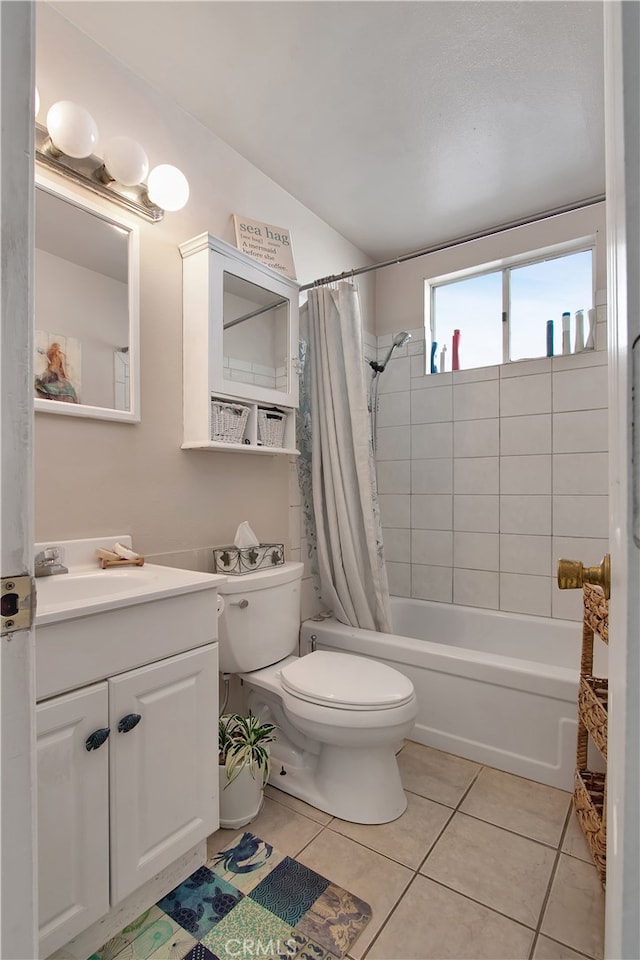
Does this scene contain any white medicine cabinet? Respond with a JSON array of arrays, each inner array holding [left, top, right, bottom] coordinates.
[[180, 233, 299, 454]]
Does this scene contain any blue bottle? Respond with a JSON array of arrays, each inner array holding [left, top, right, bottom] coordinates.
[[546, 320, 554, 357], [430, 341, 438, 374]]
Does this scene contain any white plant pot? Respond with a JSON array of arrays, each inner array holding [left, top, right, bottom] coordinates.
[[218, 763, 264, 829]]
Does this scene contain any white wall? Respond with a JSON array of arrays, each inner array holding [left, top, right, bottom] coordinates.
[[34, 5, 372, 571], [373, 204, 609, 621]]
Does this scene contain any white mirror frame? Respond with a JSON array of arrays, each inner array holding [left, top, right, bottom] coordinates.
[[34, 171, 141, 423]]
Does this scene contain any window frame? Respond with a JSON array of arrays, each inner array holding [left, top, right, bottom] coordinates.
[[424, 235, 597, 371]]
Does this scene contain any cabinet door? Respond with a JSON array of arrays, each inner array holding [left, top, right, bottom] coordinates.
[[37, 683, 110, 958], [109, 644, 218, 903]]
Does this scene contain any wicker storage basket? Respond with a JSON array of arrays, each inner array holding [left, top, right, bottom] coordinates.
[[572, 582, 609, 887], [583, 583, 609, 643], [574, 769, 607, 883], [211, 400, 249, 443], [257, 408, 287, 448], [578, 676, 608, 759]]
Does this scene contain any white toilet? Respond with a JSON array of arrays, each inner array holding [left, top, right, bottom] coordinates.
[[217, 561, 418, 823]]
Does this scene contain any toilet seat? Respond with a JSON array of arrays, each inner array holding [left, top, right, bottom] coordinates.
[[279, 650, 415, 711]]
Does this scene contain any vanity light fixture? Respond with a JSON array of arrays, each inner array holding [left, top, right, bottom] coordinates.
[[34, 97, 189, 222]]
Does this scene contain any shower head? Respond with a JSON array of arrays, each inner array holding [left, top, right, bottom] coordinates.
[[372, 331, 412, 372]]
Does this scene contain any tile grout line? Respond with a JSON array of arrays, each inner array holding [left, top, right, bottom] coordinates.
[[320, 774, 486, 875], [527, 801, 581, 960], [434, 802, 571, 852], [414, 764, 485, 874], [359, 871, 422, 960], [412, 872, 540, 935]]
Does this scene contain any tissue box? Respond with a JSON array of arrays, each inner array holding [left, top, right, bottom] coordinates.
[[213, 543, 285, 575]]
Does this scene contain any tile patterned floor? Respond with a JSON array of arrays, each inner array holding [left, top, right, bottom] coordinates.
[[207, 741, 606, 960]]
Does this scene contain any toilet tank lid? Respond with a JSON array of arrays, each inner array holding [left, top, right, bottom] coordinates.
[[280, 651, 414, 708], [218, 561, 303, 594]]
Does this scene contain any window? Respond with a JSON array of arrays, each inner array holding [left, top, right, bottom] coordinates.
[[426, 244, 594, 373]]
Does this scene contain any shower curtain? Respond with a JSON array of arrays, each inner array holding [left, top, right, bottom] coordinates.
[[298, 282, 391, 633]]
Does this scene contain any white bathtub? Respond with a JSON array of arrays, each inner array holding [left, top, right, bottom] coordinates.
[[300, 597, 598, 791]]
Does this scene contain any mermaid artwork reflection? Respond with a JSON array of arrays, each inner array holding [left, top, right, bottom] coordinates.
[[35, 340, 79, 403]]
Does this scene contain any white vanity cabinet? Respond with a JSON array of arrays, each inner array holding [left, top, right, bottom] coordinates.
[[37, 644, 218, 958], [180, 233, 300, 453], [37, 683, 110, 958], [36, 584, 222, 957], [109, 645, 218, 903], [34, 547, 224, 959]]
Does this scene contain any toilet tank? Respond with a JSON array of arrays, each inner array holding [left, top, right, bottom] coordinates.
[[217, 561, 304, 673]]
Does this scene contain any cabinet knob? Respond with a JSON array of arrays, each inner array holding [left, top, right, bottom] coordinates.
[[85, 727, 110, 751], [117, 713, 142, 733]]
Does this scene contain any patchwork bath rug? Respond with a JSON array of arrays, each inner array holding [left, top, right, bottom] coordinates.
[[89, 832, 372, 960]]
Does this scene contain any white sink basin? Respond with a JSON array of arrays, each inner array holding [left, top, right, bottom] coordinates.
[[34, 537, 227, 626], [38, 569, 157, 603]]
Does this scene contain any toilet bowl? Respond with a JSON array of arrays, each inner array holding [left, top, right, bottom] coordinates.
[[218, 562, 418, 823]]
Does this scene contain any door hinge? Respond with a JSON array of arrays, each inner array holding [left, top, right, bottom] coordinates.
[[1, 575, 36, 636]]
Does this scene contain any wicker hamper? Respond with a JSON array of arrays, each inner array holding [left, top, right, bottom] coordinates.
[[211, 399, 249, 443], [257, 408, 286, 448]]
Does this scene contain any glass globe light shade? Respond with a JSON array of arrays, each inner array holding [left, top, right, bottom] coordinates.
[[103, 136, 149, 186], [35, 87, 40, 119], [147, 164, 189, 212], [46, 100, 98, 158]]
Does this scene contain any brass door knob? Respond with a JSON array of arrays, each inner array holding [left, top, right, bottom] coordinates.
[[557, 553, 610, 599]]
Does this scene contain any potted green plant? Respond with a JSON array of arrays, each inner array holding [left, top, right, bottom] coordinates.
[[218, 712, 276, 829]]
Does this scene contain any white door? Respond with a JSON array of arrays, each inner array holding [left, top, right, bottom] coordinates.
[[109, 645, 219, 904], [37, 684, 110, 957], [0, 4, 37, 958], [604, 3, 640, 958]]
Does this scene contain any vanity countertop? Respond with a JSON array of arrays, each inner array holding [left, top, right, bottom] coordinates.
[[36, 563, 226, 626], [34, 535, 226, 626]]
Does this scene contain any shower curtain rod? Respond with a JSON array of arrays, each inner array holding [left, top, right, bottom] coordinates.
[[298, 194, 605, 292]]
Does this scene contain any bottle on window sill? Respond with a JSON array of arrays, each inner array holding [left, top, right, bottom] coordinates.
[[452, 329, 461, 371], [562, 311, 571, 354]]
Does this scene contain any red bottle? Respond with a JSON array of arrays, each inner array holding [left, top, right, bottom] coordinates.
[[452, 329, 461, 371]]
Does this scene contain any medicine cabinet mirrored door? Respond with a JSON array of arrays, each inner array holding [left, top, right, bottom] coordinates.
[[34, 172, 140, 423], [223, 272, 291, 397], [180, 233, 299, 451]]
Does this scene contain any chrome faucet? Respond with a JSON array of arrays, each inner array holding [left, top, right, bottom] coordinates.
[[35, 547, 69, 578]]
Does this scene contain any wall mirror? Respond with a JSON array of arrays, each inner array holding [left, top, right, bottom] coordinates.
[[34, 173, 140, 422]]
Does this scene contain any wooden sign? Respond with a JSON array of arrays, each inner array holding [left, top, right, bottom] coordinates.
[[232, 215, 296, 280]]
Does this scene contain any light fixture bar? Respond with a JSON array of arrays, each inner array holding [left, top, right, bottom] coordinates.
[[34, 123, 164, 223]]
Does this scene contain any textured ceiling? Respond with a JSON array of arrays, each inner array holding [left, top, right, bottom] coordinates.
[[50, 1, 605, 261]]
